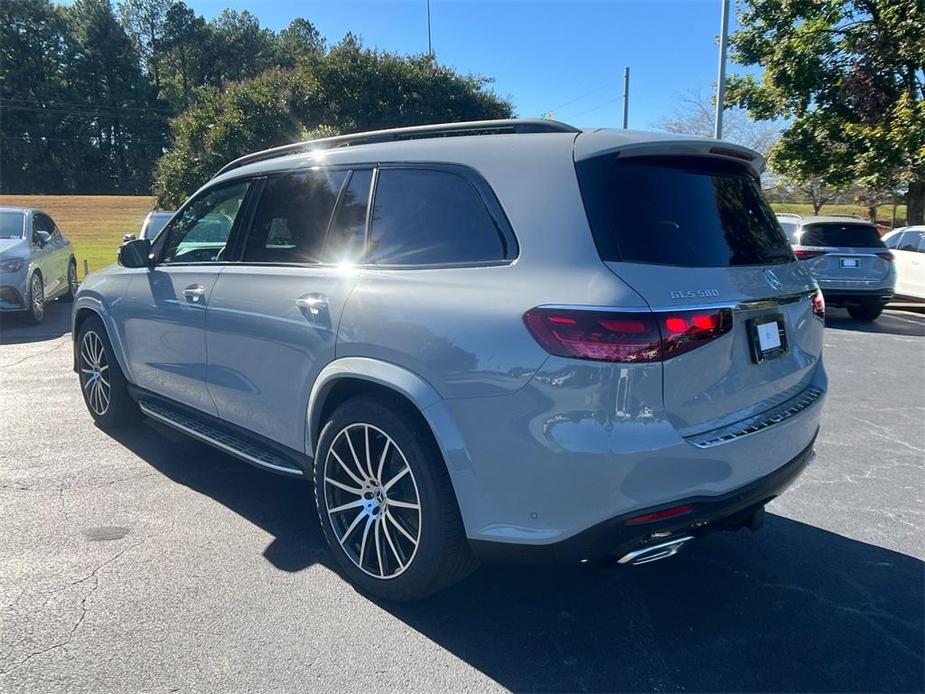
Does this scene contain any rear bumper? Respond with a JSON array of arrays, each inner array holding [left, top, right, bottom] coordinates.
[[471, 432, 816, 564], [821, 287, 893, 308]]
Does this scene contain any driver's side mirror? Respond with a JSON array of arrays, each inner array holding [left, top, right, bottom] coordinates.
[[118, 238, 152, 268], [33, 230, 50, 247]]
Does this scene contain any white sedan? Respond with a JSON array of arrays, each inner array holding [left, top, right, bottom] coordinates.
[[881, 226, 925, 300]]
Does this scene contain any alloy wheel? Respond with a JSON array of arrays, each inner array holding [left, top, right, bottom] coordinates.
[[323, 423, 422, 579], [30, 275, 44, 321], [80, 330, 111, 415]]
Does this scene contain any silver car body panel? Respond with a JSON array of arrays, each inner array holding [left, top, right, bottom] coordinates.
[[75, 125, 826, 548]]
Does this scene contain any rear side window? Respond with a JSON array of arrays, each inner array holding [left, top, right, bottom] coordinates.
[[799, 223, 884, 248], [243, 169, 347, 263], [368, 168, 507, 266], [576, 156, 793, 267]]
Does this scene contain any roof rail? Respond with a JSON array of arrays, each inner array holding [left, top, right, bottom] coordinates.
[[215, 119, 580, 177]]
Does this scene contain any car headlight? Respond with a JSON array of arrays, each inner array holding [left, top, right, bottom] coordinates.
[[0, 258, 25, 273]]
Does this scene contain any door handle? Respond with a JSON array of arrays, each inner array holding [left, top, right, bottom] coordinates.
[[183, 284, 206, 303], [296, 293, 331, 328]]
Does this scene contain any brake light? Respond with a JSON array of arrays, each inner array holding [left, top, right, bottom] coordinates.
[[523, 307, 733, 363], [794, 249, 825, 260], [811, 289, 825, 321], [876, 251, 894, 262]]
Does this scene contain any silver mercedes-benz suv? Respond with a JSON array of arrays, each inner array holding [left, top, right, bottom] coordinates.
[[777, 213, 895, 321], [73, 120, 827, 601]]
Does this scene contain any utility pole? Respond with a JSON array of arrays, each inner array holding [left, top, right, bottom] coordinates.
[[622, 67, 630, 129], [426, 0, 433, 56], [713, 0, 730, 139]]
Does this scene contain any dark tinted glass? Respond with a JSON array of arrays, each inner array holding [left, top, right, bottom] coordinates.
[[322, 169, 372, 263], [368, 168, 505, 265], [33, 213, 55, 234], [799, 223, 884, 248], [576, 156, 793, 267], [243, 170, 347, 263]]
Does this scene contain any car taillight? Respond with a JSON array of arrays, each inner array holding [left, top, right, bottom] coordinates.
[[811, 289, 825, 321], [876, 251, 894, 262], [523, 307, 733, 363], [794, 249, 825, 260]]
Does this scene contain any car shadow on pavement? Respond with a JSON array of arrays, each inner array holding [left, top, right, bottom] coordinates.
[[106, 421, 924, 694], [825, 308, 925, 337], [0, 300, 72, 345]]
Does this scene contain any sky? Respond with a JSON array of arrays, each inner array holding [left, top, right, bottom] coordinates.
[[182, 0, 745, 130]]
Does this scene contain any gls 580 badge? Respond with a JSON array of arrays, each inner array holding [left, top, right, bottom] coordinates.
[[669, 289, 721, 300]]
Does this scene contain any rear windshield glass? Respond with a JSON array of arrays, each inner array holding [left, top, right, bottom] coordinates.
[[576, 155, 793, 267], [799, 223, 884, 248]]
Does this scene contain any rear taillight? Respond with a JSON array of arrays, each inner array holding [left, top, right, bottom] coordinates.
[[794, 249, 825, 260], [876, 251, 894, 262], [523, 307, 732, 363], [626, 503, 694, 525], [811, 289, 825, 321]]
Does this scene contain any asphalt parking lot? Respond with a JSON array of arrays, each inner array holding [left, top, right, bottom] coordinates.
[[1, 301, 923, 693]]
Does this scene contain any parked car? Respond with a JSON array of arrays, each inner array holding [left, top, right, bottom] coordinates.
[[880, 226, 925, 300], [776, 213, 895, 320], [73, 120, 827, 601], [123, 210, 175, 243], [0, 207, 78, 324]]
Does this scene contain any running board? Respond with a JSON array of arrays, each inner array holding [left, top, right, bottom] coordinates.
[[138, 400, 304, 476]]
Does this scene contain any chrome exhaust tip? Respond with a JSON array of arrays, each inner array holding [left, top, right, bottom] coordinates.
[[617, 535, 694, 566]]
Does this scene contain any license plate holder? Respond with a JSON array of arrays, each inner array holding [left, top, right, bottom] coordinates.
[[840, 257, 860, 269], [747, 313, 788, 363]]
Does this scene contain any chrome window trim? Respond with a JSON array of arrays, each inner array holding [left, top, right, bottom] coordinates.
[[537, 289, 816, 315]]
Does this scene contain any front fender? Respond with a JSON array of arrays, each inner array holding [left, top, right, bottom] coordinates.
[[72, 295, 132, 381]]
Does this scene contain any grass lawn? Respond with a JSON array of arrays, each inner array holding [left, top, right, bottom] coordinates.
[[0, 194, 155, 278], [770, 202, 908, 226]]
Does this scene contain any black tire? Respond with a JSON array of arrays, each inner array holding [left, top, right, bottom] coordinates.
[[847, 305, 883, 321], [313, 394, 477, 601], [61, 259, 78, 302], [24, 272, 44, 324], [76, 315, 141, 429]]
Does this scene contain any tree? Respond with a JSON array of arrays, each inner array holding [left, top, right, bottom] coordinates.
[[277, 18, 325, 67], [153, 40, 513, 207], [0, 0, 76, 192], [727, 0, 925, 224], [118, 0, 171, 96], [159, 1, 213, 108], [208, 9, 277, 84], [655, 87, 780, 157]]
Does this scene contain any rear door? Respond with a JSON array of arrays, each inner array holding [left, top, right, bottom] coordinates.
[[204, 167, 371, 452], [887, 229, 925, 298], [575, 154, 822, 433]]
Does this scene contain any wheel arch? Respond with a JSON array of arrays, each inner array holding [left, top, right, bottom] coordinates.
[[71, 301, 132, 380], [307, 358, 478, 531]]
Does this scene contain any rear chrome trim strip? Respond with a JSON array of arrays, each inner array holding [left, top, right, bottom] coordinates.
[[139, 400, 304, 476], [539, 290, 817, 316], [684, 385, 825, 449]]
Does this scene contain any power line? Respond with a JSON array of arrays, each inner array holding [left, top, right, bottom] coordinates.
[[571, 96, 620, 119], [548, 82, 611, 114]]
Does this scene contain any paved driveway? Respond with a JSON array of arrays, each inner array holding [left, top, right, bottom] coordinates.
[[1, 302, 923, 692]]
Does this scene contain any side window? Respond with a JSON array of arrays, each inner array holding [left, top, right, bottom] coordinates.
[[242, 169, 347, 264], [884, 232, 904, 249], [368, 168, 506, 266], [917, 232, 925, 253], [161, 182, 249, 264], [33, 213, 55, 236], [322, 169, 372, 264], [898, 231, 923, 252]]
